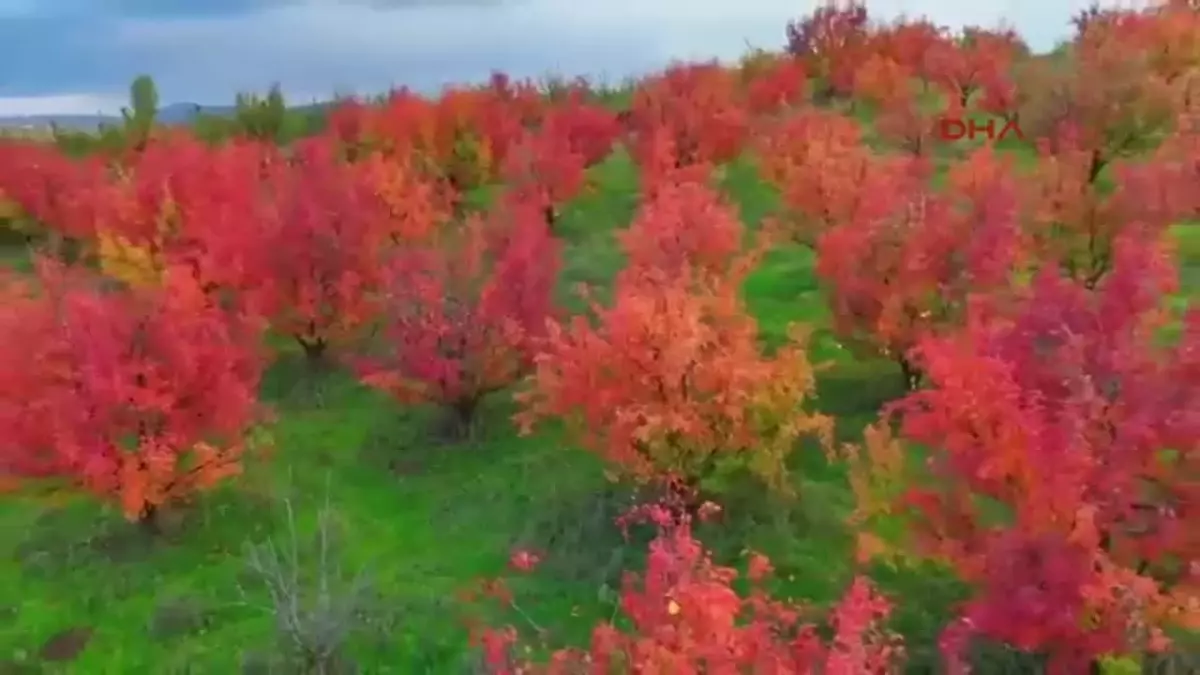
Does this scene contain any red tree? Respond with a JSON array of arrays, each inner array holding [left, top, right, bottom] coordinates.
[[848, 234, 1199, 671], [925, 27, 1020, 109], [742, 54, 809, 117], [254, 138, 443, 361], [1022, 136, 1183, 288], [471, 501, 906, 674], [539, 98, 621, 168], [625, 63, 748, 173], [500, 128, 589, 231], [96, 134, 279, 302], [357, 194, 558, 438], [815, 149, 1024, 387], [786, 0, 873, 100], [0, 139, 113, 251], [0, 260, 266, 527]]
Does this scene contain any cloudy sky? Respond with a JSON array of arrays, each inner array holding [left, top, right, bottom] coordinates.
[[0, 0, 1117, 116]]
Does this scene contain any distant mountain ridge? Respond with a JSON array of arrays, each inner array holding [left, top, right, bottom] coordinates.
[[0, 103, 240, 130]]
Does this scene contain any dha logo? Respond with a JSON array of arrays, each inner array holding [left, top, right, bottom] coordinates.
[[937, 117, 1025, 142]]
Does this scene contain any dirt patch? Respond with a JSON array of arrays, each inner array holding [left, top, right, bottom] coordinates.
[[38, 626, 93, 662]]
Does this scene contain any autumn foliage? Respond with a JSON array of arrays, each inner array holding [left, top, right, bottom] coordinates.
[[517, 182, 832, 495], [625, 63, 748, 172], [847, 235, 1199, 671], [0, 260, 265, 524], [356, 193, 559, 435], [815, 148, 1025, 386], [254, 138, 445, 360], [472, 500, 906, 675], [757, 109, 881, 246], [786, 0, 872, 100], [95, 133, 278, 294], [0, 139, 111, 244], [0, 3, 1197, 671]]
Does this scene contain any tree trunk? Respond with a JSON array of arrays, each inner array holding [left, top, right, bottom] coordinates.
[[898, 356, 922, 391], [296, 335, 328, 365], [446, 397, 480, 442], [542, 204, 558, 232], [138, 504, 162, 537]]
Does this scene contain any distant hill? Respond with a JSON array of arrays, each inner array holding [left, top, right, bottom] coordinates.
[[0, 103, 243, 131]]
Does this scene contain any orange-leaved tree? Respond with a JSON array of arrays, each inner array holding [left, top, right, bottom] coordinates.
[[323, 86, 527, 217], [1023, 16, 1177, 162], [851, 52, 937, 157], [517, 181, 831, 497], [1021, 136, 1185, 288], [356, 192, 559, 438], [0, 259, 267, 528], [845, 233, 1199, 672], [617, 178, 754, 284], [757, 109, 885, 247]]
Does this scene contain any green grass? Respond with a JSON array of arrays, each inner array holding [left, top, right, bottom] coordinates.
[[0, 151, 1196, 674]]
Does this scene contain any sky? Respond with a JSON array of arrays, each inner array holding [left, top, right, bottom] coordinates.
[[0, 0, 1122, 116]]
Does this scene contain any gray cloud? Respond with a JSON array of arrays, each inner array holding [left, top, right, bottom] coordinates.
[[0, 0, 1091, 115]]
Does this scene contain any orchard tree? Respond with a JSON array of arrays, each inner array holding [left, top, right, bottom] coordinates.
[[925, 26, 1020, 109], [851, 53, 937, 156], [757, 109, 887, 247], [0, 260, 267, 530], [499, 127, 589, 231], [357, 193, 558, 439], [635, 133, 719, 200], [1022, 136, 1184, 288], [329, 85, 533, 208], [618, 178, 757, 286], [816, 148, 1024, 389], [786, 0, 873, 101], [846, 234, 1199, 671], [255, 137, 443, 363], [95, 132, 279, 299], [537, 98, 621, 168], [738, 50, 809, 117], [872, 18, 947, 81], [1020, 21, 1177, 164], [517, 183, 832, 498], [0, 139, 112, 257], [625, 63, 748, 173]]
